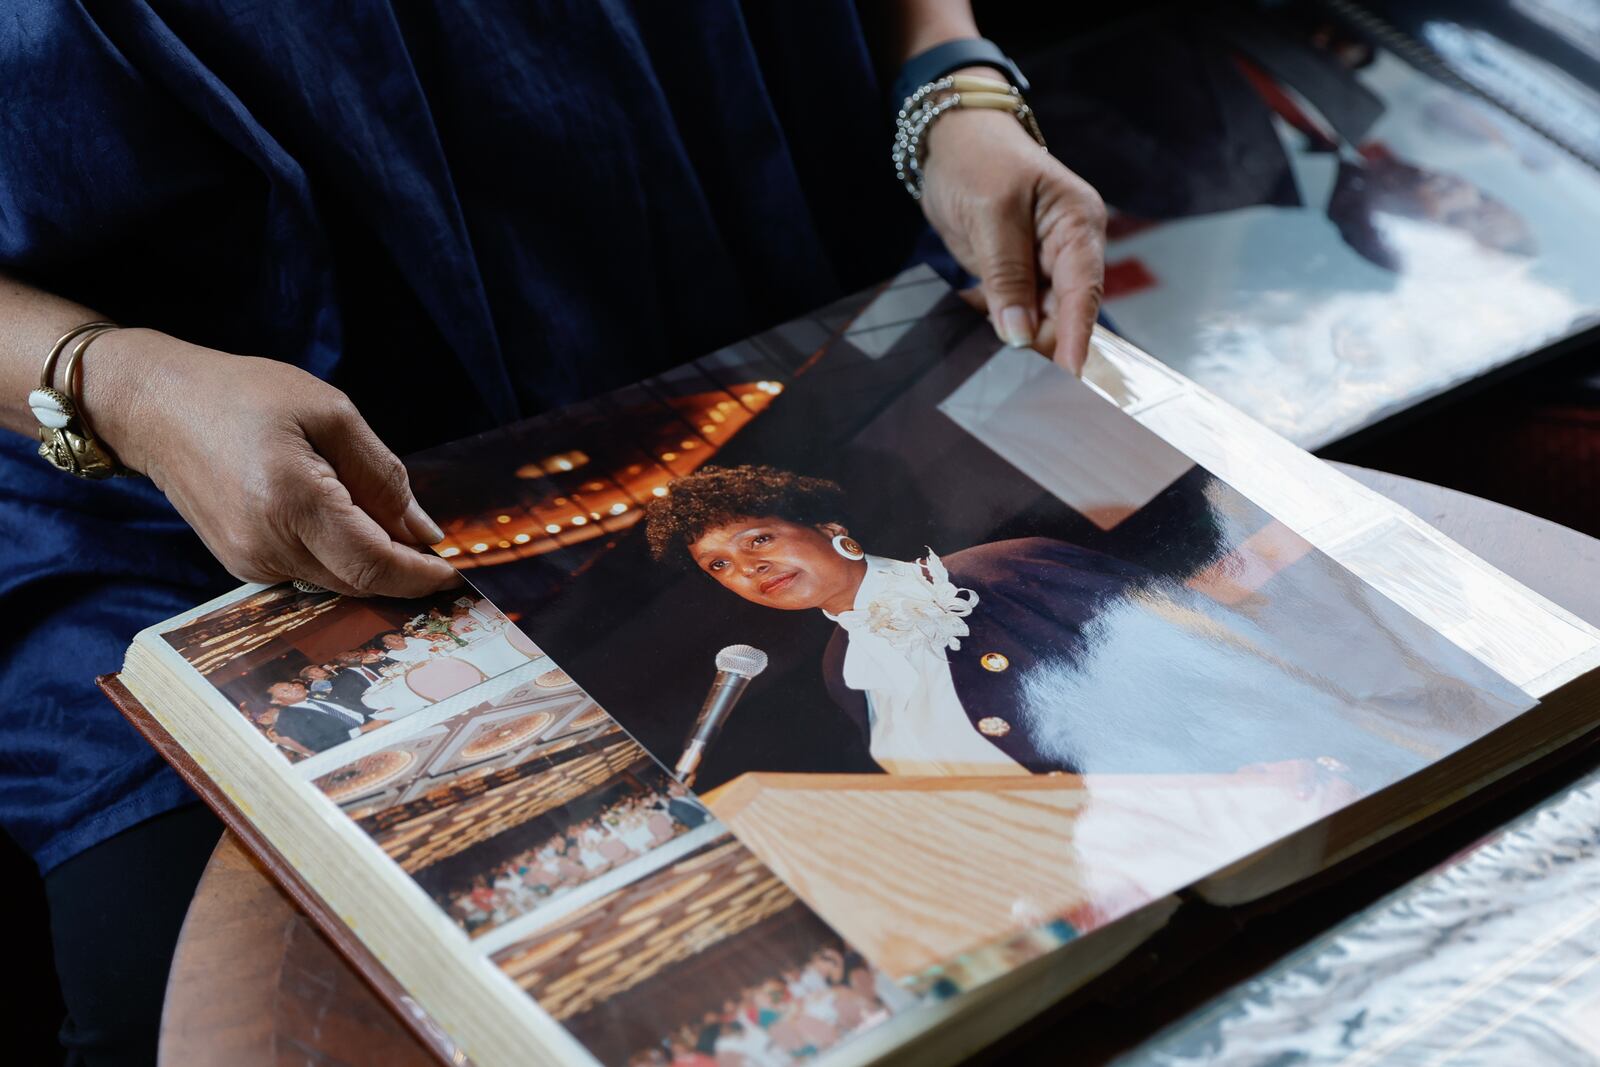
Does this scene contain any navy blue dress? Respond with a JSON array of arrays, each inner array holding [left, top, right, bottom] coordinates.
[[0, 1, 924, 870]]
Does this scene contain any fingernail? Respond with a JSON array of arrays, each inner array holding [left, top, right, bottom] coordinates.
[[999, 306, 1034, 348], [403, 499, 445, 545]]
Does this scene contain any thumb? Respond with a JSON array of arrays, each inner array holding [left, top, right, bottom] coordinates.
[[971, 200, 1040, 349]]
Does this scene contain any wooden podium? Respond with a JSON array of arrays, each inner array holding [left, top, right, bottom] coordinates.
[[701, 766, 1348, 984]]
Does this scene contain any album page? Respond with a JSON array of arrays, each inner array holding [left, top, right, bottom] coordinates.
[[128, 579, 969, 1066]]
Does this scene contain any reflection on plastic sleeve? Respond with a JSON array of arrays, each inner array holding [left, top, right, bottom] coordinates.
[[1117, 768, 1600, 1066]]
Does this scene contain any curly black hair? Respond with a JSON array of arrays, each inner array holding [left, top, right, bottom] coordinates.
[[644, 465, 848, 562]]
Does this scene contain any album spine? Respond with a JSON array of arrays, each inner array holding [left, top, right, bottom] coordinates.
[[96, 672, 460, 1067]]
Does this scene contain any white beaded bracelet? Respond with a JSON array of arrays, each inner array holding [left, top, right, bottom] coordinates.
[[891, 74, 1048, 199]]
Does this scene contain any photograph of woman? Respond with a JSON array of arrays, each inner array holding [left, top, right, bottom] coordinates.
[[645, 463, 1521, 789], [401, 276, 1540, 983]]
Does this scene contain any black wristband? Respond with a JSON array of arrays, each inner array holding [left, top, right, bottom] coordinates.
[[890, 38, 1029, 111]]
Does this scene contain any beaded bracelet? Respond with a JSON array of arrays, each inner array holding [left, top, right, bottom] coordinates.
[[892, 74, 1048, 200]]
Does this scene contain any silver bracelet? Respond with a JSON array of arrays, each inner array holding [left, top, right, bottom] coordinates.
[[891, 74, 1048, 200]]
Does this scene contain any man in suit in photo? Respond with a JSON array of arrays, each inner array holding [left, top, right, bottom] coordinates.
[[327, 665, 378, 713], [266, 680, 373, 754], [337, 646, 401, 674], [306, 658, 380, 715]]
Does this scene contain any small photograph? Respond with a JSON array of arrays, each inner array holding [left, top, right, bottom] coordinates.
[[313, 670, 603, 818], [161, 586, 542, 761], [492, 836, 903, 1067], [356, 722, 712, 939]]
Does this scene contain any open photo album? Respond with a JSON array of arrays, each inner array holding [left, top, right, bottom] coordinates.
[[110, 267, 1600, 1066]]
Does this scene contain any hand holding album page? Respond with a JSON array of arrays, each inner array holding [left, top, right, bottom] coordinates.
[[405, 269, 1539, 990]]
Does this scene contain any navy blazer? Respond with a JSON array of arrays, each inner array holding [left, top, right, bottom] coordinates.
[[823, 538, 1151, 774], [821, 537, 1475, 784], [323, 669, 376, 713]]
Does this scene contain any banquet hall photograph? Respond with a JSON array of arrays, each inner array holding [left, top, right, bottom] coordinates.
[[162, 584, 544, 761], [356, 724, 713, 939], [491, 836, 905, 1066], [312, 668, 605, 818]]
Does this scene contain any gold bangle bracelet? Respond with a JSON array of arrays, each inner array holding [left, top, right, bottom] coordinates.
[[29, 321, 132, 479], [38, 320, 116, 389], [62, 325, 119, 407]]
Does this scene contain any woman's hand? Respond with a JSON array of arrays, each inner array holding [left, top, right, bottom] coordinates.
[[917, 94, 1107, 374], [90, 328, 459, 598]]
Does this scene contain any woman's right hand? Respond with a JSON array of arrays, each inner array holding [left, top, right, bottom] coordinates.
[[91, 328, 460, 598]]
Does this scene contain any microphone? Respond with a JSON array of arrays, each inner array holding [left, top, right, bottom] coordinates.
[[674, 644, 769, 786]]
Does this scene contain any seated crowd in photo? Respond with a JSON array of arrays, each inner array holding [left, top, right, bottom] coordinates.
[[628, 946, 890, 1067], [443, 790, 692, 933], [240, 596, 527, 758]]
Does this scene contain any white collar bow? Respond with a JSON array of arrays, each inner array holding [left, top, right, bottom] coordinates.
[[825, 550, 979, 693]]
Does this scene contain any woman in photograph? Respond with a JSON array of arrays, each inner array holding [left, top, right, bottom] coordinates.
[[646, 464, 1505, 785]]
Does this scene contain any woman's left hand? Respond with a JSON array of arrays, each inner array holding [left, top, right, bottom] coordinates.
[[918, 93, 1107, 374]]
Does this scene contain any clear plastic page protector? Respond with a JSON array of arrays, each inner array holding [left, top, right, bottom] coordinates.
[[1117, 766, 1600, 1066]]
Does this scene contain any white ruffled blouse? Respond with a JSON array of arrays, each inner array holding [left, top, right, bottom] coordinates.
[[825, 552, 1026, 777]]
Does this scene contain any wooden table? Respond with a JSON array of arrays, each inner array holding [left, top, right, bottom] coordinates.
[[159, 466, 1600, 1067]]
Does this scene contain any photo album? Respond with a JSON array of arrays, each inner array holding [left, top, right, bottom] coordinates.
[[109, 267, 1600, 1067]]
